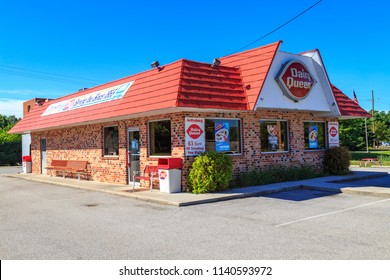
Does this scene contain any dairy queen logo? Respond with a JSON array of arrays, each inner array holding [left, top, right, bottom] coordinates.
[[330, 126, 338, 137], [186, 124, 203, 140], [159, 170, 167, 180], [276, 60, 317, 102]]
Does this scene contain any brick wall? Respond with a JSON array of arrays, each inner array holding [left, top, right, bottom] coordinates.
[[30, 110, 335, 190]]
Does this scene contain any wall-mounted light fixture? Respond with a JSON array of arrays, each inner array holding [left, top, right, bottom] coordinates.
[[151, 61, 162, 71], [211, 58, 221, 68]]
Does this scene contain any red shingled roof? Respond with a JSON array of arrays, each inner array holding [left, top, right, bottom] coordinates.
[[220, 41, 281, 110], [331, 84, 371, 118], [178, 60, 247, 110], [10, 59, 247, 134]]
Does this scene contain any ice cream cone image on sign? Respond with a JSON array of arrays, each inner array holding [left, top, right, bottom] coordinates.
[[267, 125, 279, 150]]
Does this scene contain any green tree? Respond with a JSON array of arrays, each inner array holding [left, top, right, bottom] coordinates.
[[339, 118, 370, 151], [374, 121, 390, 143], [340, 110, 390, 150], [0, 114, 22, 165]]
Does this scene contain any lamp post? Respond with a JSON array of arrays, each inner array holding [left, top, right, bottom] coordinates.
[[365, 118, 369, 153]]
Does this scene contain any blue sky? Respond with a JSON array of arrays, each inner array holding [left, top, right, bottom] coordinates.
[[0, 0, 389, 118]]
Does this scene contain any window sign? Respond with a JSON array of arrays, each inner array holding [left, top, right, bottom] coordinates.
[[205, 119, 241, 154], [104, 126, 119, 156], [308, 125, 319, 149], [215, 122, 230, 152], [260, 120, 289, 152], [131, 139, 139, 150], [328, 122, 339, 147], [185, 118, 205, 156], [304, 122, 326, 150], [267, 125, 279, 151]]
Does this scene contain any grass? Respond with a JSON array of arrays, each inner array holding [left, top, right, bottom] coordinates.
[[350, 150, 390, 166]]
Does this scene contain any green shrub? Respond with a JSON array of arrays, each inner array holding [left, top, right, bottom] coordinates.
[[187, 151, 233, 194], [0, 141, 22, 166], [350, 152, 378, 160], [378, 154, 390, 162], [324, 146, 351, 175], [235, 165, 321, 188]]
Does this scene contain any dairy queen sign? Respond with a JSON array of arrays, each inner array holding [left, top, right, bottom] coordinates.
[[328, 121, 340, 147], [276, 60, 317, 102], [185, 117, 206, 156]]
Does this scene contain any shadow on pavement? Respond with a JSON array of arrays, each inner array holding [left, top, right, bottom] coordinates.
[[344, 175, 390, 188], [260, 188, 341, 202]]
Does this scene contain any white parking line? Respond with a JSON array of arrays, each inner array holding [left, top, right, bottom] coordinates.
[[275, 198, 390, 227]]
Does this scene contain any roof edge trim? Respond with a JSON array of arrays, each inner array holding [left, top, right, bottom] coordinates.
[[253, 40, 283, 110]]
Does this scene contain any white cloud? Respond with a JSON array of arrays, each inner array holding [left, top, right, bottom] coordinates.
[[0, 98, 24, 118]]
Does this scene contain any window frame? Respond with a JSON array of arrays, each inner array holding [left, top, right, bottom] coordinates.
[[260, 119, 290, 154], [303, 121, 327, 151], [148, 119, 172, 157], [204, 117, 243, 155], [103, 125, 119, 157]]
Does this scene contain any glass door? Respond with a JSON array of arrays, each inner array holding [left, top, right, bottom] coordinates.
[[128, 128, 140, 185]]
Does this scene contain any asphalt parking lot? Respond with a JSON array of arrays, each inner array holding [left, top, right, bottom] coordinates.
[[1, 173, 389, 260]]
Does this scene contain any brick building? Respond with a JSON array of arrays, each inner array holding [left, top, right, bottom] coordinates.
[[10, 41, 370, 190]]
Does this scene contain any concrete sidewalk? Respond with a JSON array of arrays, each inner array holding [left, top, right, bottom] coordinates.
[[1, 166, 389, 206]]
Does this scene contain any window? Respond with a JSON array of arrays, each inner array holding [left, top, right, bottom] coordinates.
[[260, 120, 289, 152], [205, 119, 242, 154], [149, 120, 171, 156], [103, 126, 119, 156], [304, 122, 326, 150]]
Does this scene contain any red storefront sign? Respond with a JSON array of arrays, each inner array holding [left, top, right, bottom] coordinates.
[[276, 60, 317, 102]]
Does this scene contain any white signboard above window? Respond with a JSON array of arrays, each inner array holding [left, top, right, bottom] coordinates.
[[42, 81, 134, 116]]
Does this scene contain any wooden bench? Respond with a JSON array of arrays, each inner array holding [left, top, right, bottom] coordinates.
[[359, 158, 382, 167], [45, 159, 90, 180], [132, 164, 159, 191]]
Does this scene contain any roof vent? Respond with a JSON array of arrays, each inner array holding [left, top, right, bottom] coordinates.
[[78, 88, 88, 92]]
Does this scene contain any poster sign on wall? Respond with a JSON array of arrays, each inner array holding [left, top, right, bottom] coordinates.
[[185, 118, 205, 156], [328, 122, 340, 147], [308, 125, 319, 149], [215, 122, 230, 152]]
